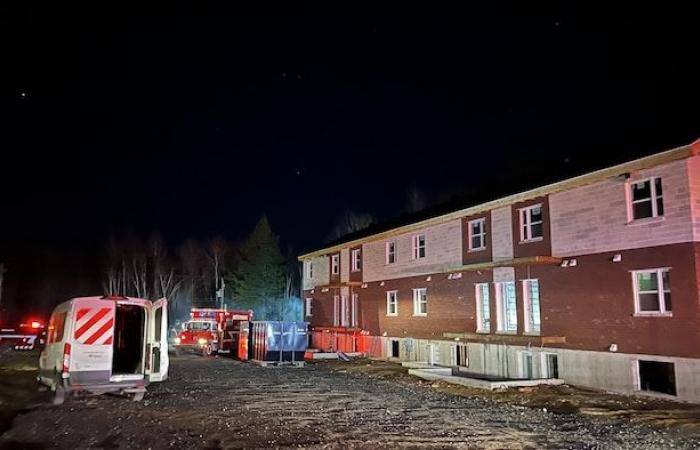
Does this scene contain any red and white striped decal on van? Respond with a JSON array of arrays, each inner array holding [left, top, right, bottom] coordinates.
[[73, 307, 114, 345]]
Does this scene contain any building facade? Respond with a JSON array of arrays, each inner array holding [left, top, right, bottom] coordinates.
[[299, 140, 700, 402]]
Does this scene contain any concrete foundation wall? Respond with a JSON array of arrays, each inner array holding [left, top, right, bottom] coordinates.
[[380, 336, 700, 403]]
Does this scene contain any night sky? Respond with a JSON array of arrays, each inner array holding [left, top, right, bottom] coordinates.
[[1, 4, 699, 313]]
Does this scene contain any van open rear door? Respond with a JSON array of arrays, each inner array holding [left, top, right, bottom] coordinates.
[[71, 298, 116, 384], [146, 298, 169, 382]]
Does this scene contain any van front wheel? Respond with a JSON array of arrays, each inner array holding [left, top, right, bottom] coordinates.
[[132, 391, 145, 402], [202, 345, 212, 357]]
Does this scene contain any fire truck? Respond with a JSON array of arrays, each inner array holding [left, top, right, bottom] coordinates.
[[0, 318, 47, 351], [174, 308, 253, 357]]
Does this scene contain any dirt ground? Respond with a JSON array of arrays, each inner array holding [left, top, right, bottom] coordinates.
[[1, 352, 700, 449]]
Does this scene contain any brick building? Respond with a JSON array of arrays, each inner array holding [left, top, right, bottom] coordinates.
[[299, 140, 700, 402]]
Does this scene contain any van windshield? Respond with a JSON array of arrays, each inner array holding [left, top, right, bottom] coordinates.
[[186, 322, 212, 331]]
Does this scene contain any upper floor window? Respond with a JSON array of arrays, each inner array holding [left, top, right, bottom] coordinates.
[[413, 288, 427, 316], [331, 254, 340, 275], [386, 241, 396, 264], [630, 177, 664, 220], [468, 218, 487, 251], [412, 234, 426, 260], [522, 279, 541, 333], [496, 282, 517, 332], [519, 204, 543, 242], [306, 261, 313, 279], [475, 283, 490, 332], [633, 268, 671, 316], [351, 248, 361, 272]]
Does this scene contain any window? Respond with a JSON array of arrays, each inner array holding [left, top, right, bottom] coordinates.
[[475, 283, 490, 332], [386, 241, 396, 264], [522, 279, 541, 333], [340, 295, 349, 327], [413, 288, 427, 316], [630, 177, 664, 220], [351, 249, 361, 272], [520, 351, 534, 379], [390, 339, 400, 358], [496, 282, 517, 332], [519, 204, 543, 242], [351, 293, 358, 327], [48, 311, 67, 344], [333, 295, 340, 326], [306, 261, 313, 279], [468, 218, 486, 251], [305, 298, 313, 317], [637, 360, 676, 396], [454, 344, 468, 367], [542, 353, 559, 379], [386, 290, 398, 316], [633, 269, 671, 315], [412, 234, 426, 259], [331, 254, 340, 275]]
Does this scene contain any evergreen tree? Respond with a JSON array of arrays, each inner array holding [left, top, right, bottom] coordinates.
[[227, 216, 285, 318]]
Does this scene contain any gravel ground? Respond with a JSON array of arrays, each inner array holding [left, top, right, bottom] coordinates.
[[1, 354, 700, 449]]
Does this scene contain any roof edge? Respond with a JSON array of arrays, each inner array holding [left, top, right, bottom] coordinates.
[[298, 141, 696, 261]]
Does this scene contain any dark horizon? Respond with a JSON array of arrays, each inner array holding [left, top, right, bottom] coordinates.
[[1, 3, 699, 317]]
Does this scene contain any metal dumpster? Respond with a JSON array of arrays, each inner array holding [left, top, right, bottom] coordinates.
[[250, 321, 308, 365]]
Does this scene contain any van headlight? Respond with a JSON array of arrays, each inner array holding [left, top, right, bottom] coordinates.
[[174, 337, 181, 345], [198, 338, 208, 345]]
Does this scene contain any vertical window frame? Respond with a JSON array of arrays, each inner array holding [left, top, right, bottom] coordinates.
[[628, 176, 664, 221], [305, 298, 313, 317], [306, 261, 314, 279], [412, 288, 427, 316], [519, 204, 544, 242], [495, 281, 517, 333], [632, 268, 672, 316], [412, 234, 426, 260], [386, 290, 398, 316], [475, 283, 490, 332], [386, 241, 396, 265], [468, 218, 487, 251], [331, 254, 340, 275], [522, 279, 541, 333], [351, 248, 361, 272]]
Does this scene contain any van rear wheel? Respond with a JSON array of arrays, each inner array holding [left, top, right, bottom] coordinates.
[[53, 387, 66, 405]]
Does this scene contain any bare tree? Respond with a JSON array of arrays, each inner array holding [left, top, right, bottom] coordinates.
[[326, 210, 375, 242], [205, 236, 228, 306]]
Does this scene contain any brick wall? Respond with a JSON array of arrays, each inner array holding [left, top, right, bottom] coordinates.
[[550, 159, 694, 256], [361, 219, 463, 282], [306, 242, 700, 359], [340, 249, 350, 283]]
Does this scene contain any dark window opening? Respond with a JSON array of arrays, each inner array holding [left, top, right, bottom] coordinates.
[[546, 354, 559, 378], [638, 360, 676, 396], [391, 340, 400, 358], [455, 345, 468, 367], [112, 305, 145, 375]]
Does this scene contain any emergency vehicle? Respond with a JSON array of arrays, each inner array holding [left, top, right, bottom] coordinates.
[[175, 308, 252, 357], [38, 295, 168, 404], [0, 319, 47, 351]]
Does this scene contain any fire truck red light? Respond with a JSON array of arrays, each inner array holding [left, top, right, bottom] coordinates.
[[31, 321, 42, 329]]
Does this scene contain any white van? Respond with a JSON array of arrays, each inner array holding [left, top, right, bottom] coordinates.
[[39, 295, 168, 403]]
